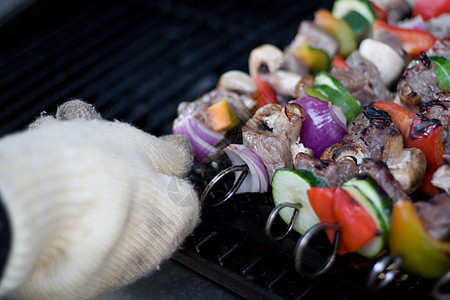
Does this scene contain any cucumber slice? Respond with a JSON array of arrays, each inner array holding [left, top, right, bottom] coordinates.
[[332, 0, 376, 25], [341, 185, 387, 257], [430, 56, 450, 90], [313, 72, 361, 123], [306, 86, 329, 102], [271, 168, 327, 234], [296, 169, 328, 188], [342, 10, 370, 37], [332, 0, 375, 38], [341, 176, 392, 258], [342, 176, 392, 225]]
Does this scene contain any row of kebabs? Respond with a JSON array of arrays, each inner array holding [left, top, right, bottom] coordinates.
[[172, 0, 450, 280]]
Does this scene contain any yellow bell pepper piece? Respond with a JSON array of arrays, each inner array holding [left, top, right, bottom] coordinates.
[[389, 199, 450, 279], [206, 99, 240, 132], [291, 42, 331, 74]]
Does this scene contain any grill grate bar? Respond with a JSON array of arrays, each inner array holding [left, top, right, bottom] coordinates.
[[240, 256, 263, 276], [193, 231, 218, 253], [0, 5, 150, 114], [216, 242, 242, 266], [0, 1, 103, 67], [0, 3, 131, 94], [267, 269, 289, 291]]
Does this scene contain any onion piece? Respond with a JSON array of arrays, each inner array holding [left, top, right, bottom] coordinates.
[[291, 96, 347, 158], [173, 115, 223, 163], [224, 144, 269, 194]]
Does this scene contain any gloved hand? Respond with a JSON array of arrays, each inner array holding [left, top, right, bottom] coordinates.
[[0, 100, 201, 299]]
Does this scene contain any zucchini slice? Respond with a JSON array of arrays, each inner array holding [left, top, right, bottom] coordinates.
[[314, 72, 361, 123], [430, 56, 450, 90], [271, 168, 327, 235]]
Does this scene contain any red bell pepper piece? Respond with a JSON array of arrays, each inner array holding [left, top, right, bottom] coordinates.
[[251, 76, 278, 110], [369, 1, 388, 21], [332, 55, 351, 71], [373, 19, 437, 58], [333, 188, 378, 254], [308, 187, 378, 255], [307, 187, 339, 243], [412, 0, 450, 21], [372, 101, 415, 143], [407, 115, 443, 194], [373, 101, 444, 194]]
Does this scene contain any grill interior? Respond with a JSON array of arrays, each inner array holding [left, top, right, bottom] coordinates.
[[0, 0, 331, 137], [0, 0, 438, 299]]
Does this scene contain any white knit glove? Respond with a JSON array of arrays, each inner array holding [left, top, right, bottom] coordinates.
[[0, 100, 200, 299]]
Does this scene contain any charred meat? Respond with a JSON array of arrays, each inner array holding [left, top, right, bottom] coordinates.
[[321, 106, 403, 162], [396, 53, 443, 111]]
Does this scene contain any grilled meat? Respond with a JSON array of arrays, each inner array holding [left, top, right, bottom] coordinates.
[[294, 152, 359, 187], [426, 15, 450, 40], [294, 152, 410, 202], [396, 53, 443, 111], [330, 51, 393, 106], [370, 0, 411, 23], [281, 52, 309, 76], [427, 37, 450, 60], [415, 193, 450, 242], [358, 158, 411, 202], [287, 20, 339, 59], [320, 107, 427, 193], [321, 106, 403, 162]]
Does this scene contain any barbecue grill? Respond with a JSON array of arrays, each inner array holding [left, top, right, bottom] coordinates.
[[0, 0, 441, 299]]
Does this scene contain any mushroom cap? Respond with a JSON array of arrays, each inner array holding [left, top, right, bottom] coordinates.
[[217, 70, 257, 96], [248, 44, 284, 78]]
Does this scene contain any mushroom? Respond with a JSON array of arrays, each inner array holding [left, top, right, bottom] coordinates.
[[248, 44, 284, 79], [266, 70, 302, 99], [432, 155, 450, 194], [386, 147, 427, 193], [217, 70, 257, 96], [248, 44, 303, 100], [397, 83, 421, 112], [359, 38, 405, 87], [320, 140, 370, 164], [243, 103, 305, 180]]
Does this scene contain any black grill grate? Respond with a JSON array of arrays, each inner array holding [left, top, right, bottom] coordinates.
[[0, 0, 331, 137], [0, 0, 437, 299]]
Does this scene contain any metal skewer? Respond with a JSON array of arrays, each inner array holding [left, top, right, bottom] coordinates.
[[433, 270, 450, 300], [265, 202, 303, 240], [294, 222, 341, 279], [366, 255, 403, 290], [200, 164, 249, 207]]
